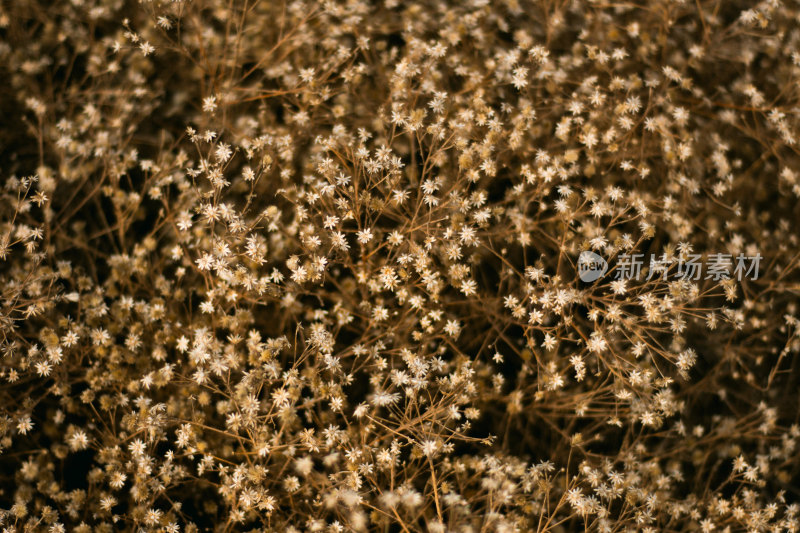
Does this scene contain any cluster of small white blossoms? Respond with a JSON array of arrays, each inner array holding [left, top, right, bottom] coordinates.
[[1, 0, 800, 531]]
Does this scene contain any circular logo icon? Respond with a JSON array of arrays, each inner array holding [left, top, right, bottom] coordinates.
[[578, 251, 608, 282]]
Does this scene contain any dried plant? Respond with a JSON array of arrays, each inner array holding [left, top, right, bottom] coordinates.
[[1, 0, 799, 531]]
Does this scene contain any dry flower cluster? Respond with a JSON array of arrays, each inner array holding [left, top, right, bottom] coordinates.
[[1, 0, 800, 531]]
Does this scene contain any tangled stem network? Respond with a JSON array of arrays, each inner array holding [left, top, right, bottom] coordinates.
[[1, 0, 800, 531]]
